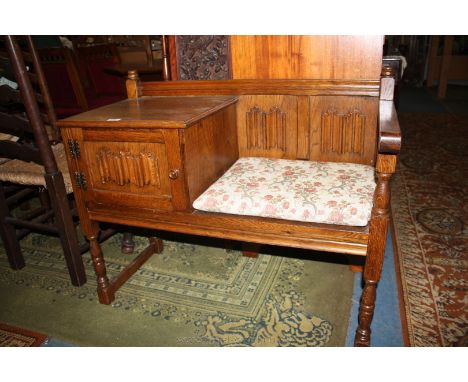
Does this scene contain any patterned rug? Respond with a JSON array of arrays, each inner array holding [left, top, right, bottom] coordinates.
[[391, 113, 468, 346], [0, 231, 354, 346], [0, 323, 47, 346]]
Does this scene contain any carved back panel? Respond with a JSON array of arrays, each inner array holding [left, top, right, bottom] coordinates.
[[236, 95, 298, 159], [309, 96, 378, 165], [235, 94, 377, 164]]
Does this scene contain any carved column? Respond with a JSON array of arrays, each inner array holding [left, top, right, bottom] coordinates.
[[354, 154, 396, 346]]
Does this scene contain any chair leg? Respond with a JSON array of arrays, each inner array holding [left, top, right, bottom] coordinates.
[[38, 187, 52, 217], [0, 183, 25, 269], [44, 173, 87, 286]]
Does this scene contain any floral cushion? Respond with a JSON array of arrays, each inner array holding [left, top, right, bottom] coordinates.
[[193, 157, 376, 226]]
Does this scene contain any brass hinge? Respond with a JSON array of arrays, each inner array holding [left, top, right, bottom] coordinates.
[[67, 139, 80, 159], [74, 172, 87, 190]]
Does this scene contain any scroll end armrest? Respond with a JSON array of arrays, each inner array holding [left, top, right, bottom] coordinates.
[[378, 100, 401, 154]]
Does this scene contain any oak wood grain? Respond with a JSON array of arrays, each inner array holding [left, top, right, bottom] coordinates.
[[378, 100, 401, 154], [140, 79, 381, 97], [184, 104, 238, 203], [57, 96, 239, 129], [230, 36, 384, 80], [88, 206, 369, 256]]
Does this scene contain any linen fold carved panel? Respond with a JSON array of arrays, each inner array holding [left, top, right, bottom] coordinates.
[[246, 106, 287, 151], [320, 109, 366, 155], [96, 149, 161, 188], [310, 96, 378, 165]]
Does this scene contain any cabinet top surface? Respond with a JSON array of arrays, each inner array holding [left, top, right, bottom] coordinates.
[[57, 96, 238, 129]]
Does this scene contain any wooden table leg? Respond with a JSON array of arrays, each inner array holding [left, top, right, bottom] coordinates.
[[121, 232, 135, 254], [242, 243, 260, 258], [87, 228, 114, 304]]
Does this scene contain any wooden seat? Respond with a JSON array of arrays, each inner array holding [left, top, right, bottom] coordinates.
[[57, 36, 401, 346], [0, 36, 117, 286]]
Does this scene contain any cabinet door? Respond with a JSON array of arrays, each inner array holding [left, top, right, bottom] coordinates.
[[67, 128, 187, 212]]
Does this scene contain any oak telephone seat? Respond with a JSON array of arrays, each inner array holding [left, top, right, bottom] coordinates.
[[57, 36, 401, 346]]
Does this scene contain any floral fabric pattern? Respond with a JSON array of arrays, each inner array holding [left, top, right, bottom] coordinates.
[[193, 157, 376, 226]]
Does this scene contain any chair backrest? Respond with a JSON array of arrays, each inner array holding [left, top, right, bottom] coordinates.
[[76, 43, 126, 97], [0, 36, 59, 173], [37, 46, 89, 117], [1, 36, 59, 142]]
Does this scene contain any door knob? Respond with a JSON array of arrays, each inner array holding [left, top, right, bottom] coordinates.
[[169, 169, 179, 180]]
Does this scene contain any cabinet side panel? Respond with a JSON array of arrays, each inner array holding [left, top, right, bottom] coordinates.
[[184, 104, 239, 203]]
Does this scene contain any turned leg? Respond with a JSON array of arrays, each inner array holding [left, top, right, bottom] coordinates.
[[121, 232, 136, 254], [242, 251, 259, 258], [242, 243, 261, 259], [348, 255, 364, 273], [149, 236, 164, 253], [354, 155, 395, 347], [87, 227, 114, 304]]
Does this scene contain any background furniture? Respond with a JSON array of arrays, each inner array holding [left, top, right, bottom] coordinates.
[[37, 43, 128, 119], [426, 35, 468, 99], [57, 36, 401, 346], [0, 36, 117, 286], [37, 47, 88, 118], [72, 36, 164, 81], [76, 43, 126, 99]]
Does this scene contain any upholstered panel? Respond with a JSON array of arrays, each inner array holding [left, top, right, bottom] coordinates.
[[193, 157, 376, 226]]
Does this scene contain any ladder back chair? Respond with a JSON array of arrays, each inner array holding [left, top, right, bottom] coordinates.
[[0, 35, 116, 286]]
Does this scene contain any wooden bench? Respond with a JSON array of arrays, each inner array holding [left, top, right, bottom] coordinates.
[[57, 36, 401, 346]]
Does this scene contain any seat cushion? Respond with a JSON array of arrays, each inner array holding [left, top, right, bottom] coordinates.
[[193, 157, 376, 227]]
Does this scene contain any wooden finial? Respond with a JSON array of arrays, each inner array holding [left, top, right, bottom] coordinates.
[[126, 70, 141, 99], [127, 70, 139, 81]]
